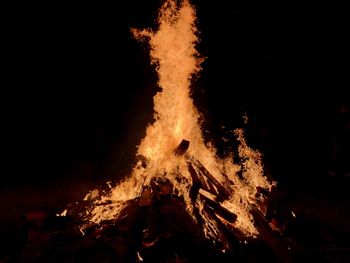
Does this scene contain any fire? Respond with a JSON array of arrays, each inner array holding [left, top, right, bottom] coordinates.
[[86, 0, 275, 244]]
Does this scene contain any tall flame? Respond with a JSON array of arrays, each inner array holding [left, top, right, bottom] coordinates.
[[87, 0, 274, 242], [131, 0, 203, 165]]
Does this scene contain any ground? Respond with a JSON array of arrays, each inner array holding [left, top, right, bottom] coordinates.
[[0, 172, 349, 262]]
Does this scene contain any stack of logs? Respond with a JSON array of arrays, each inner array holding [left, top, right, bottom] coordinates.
[[138, 139, 292, 263]]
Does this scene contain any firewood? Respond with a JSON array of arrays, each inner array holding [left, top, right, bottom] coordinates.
[[188, 163, 218, 198], [173, 139, 190, 156], [250, 205, 292, 263], [188, 163, 201, 201], [205, 178, 219, 196], [139, 187, 152, 207], [201, 202, 231, 250], [190, 157, 231, 200], [199, 189, 237, 223]]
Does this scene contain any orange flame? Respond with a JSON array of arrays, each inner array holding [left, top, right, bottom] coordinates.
[[86, 0, 275, 242]]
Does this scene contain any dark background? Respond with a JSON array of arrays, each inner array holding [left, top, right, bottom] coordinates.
[[2, 0, 349, 189]]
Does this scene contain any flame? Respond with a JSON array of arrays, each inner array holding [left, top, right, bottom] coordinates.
[[86, 0, 275, 243]]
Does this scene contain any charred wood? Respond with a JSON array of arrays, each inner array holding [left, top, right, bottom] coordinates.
[[206, 178, 219, 196], [201, 203, 231, 250], [173, 139, 190, 156], [199, 189, 237, 224], [190, 157, 231, 200], [95, 200, 113, 206], [250, 205, 292, 263], [188, 163, 210, 200], [139, 187, 152, 207]]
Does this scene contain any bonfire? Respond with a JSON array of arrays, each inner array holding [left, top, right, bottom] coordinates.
[[82, 0, 276, 257]]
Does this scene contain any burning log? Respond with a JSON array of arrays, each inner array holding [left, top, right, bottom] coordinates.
[[188, 162, 201, 186], [250, 205, 292, 263], [190, 157, 231, 200], [188, 163, 202, 201], [95, 200, 113, 206], [188, 162, 217, 199], [139, 187, 152, 207], [206, 178, 219, 196], [200, 201, 231, 250], [173, 139, 190, 156], [199, 189, 237, 224]]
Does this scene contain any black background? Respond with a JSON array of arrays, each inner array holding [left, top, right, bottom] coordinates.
[[2, 0, 349, 188]]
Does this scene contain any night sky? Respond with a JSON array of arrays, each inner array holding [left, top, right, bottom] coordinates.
[[2, 0, 349, 188]]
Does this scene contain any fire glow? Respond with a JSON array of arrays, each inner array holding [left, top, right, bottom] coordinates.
[[85, 0, 275, 245]]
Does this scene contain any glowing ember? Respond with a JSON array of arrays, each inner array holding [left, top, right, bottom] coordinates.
[[85, 0, 275, 245]]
